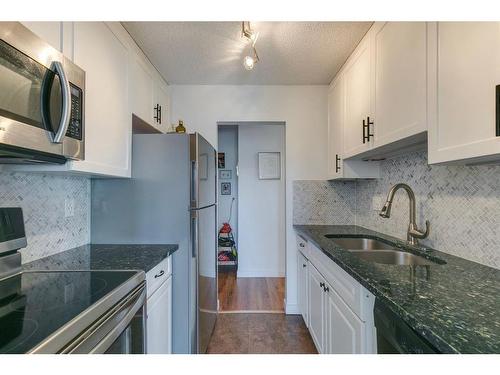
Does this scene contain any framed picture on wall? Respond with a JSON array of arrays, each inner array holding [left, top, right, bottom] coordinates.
[[258, 152, 281, 180], [218, 153, 225, 168], [219, 170, 232, 180], [221, 182, 231, 195]]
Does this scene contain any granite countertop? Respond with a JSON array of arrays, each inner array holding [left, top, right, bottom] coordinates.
[[294, 224, 500, 354], [25, 244, 179, 273]]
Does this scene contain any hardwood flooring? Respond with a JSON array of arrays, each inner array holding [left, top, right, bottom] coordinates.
[[206, 313, 317, 354], [218, 271, 285, 312]]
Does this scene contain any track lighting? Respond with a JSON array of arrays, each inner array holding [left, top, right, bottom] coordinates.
[[241, 21, 260, 70]]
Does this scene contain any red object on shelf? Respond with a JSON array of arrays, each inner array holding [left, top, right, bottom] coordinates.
[[219, 222, 232, 234]]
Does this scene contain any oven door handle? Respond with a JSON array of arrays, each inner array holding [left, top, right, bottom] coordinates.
[[51, 61, 72, 144], [61, 283, 146, 354]]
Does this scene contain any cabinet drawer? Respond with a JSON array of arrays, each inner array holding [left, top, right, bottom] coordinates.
[[308, 243, 371, 321], [146, 256, 172, 298]]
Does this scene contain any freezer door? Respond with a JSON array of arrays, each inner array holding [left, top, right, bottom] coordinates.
[[191, 204, 217, 353], [191, 133, 217, 209]]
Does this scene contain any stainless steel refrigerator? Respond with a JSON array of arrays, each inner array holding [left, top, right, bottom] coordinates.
[[91, 133, 217, 354]]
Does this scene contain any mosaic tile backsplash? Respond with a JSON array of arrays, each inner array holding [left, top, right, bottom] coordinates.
[[0, 172, 90, 263], [293, 150, 500, 269]]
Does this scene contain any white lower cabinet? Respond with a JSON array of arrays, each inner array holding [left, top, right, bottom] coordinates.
[[146, 256, 173, 354], [308, 263, 326, 352], [296, 235, 375, 354], [297, 250, 309, 326], [325, 283, 364, 354]]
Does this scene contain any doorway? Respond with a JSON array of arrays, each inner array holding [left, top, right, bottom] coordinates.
[[216, 122, 286, 313]]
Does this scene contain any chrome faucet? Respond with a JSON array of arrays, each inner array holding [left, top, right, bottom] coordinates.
[[379, 183, 430, 246]]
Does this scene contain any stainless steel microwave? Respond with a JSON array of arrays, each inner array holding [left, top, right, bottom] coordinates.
[[0, 22, 85, 164]]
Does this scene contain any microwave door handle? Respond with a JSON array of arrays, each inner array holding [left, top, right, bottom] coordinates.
[[51, 61, 72, 144]]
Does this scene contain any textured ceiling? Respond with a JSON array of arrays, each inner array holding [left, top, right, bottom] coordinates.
[[122, 22, 372, 85]]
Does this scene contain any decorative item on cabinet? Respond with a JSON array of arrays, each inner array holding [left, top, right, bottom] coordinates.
[[175, 120, 186, 133]]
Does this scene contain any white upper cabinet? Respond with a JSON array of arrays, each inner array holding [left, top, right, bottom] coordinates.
[[327, 76, 344, 179], [130, 55, 155, 126], [154, 76, 171, 133], [129, 54, 170, 133], [343, 36, 373, 158], [327, 74, 379, 179], [71, 22, 131, 177], [372, 22, 427, 148], [428, 22, 500, 164]]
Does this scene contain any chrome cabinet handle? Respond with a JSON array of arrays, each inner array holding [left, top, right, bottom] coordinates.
[[319, 282, 325, 288], [324, 285, 329, 293], [154, 270, 165, 278], [299, 243, 305, 248], [50, 61, 71, 143], [302, 264, 307, 268]]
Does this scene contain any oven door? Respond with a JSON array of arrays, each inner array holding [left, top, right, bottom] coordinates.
[[62, 283, 147, 354], [0, 23, 83, 163]]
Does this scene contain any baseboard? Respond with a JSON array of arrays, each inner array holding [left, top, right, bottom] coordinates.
[[285, 303, 300, 315], [236, 269, 285, 278]]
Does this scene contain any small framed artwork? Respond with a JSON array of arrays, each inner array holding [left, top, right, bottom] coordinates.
[[199, 153, 208, 180], [221, 182, 231, 195], [218, 153, 225, 168], [258, 152, 281, 180], [219, 170, 232, 180]]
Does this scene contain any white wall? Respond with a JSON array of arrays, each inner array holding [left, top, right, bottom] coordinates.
[[217, 126, 238, 244], [171, 85, 328, 313], [237, 124, 285, 277]]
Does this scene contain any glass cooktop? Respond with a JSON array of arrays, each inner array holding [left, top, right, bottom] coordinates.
[[0, 270, 138, 354]]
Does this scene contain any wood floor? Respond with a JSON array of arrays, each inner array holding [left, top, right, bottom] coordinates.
[[206, 313, 317, 354], [218, 271, 285, 312]]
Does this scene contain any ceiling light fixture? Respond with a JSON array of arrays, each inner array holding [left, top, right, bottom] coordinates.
[[241, 21, 260, 70]]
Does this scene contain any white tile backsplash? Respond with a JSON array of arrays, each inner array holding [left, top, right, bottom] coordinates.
[[293, 150, 500, 270], [0, 172, 90, 263]]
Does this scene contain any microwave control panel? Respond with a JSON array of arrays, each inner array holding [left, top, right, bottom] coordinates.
[[66, 84, 83, 141]]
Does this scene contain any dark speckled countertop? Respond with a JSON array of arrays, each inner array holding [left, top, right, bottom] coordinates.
[[24, 244, 179, 273], [294, 225, 500, 354]]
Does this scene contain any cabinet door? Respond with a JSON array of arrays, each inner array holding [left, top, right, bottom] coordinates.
[[428, 22, 500, 164], [72, 22, 131, 177], [327, 76, 344, 178], [307, 264, 326, 353], [297, 251, 309, 326], [325, 284, 364, 354], [343, 36, 373, 157], [147, 276, 172, 354], [154, 78, 170, 133], [129, 55, 155, 127], [373, 22, 427, 147], [21, 22, 62, 51]]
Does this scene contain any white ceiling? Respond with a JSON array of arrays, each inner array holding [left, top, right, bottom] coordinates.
[[122, 22, 372, 85]]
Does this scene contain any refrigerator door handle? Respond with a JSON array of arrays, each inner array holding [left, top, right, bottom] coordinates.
[[190, 159, 197, 209], [191, 213, 198, 258]]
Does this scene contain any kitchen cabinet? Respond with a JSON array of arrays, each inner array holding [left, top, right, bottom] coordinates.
[[147, 275, 172, 354], [70, 22, 131, 177], [372, 22, 427, 149], [327, 75, 379, 180], [330, 22, 429, 165], [325, 283, 364, 354], [307, 263, 326, 353], [146, 256, 173, 354], [343, 35, 373, 158], [129, 54, 170, 133], [428, 22, 500, 164], [296, 233, 376, 354], [297, 250, 309, 326]]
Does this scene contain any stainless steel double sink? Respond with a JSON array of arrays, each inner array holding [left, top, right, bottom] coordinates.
[[325, 236, 444, 266]]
